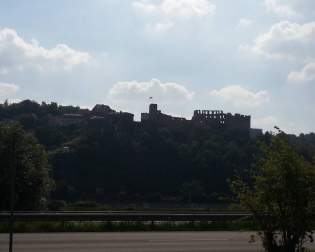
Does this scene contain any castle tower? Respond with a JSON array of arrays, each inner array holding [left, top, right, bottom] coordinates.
[[149, 104, 158, 114]]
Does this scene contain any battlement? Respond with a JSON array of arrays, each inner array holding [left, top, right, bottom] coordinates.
[[141, 104, 187, 126], [194, 110, 224, 115], [193, 110, 225, 123], [230, 113, 250, 119], [0, 100, 256, 134], [192, 109, 250, 131], [92, 104, 115, 115], [141, 104, 250, 132]]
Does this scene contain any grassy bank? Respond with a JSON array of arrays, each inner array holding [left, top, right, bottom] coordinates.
[[0, 220, 259, 233]]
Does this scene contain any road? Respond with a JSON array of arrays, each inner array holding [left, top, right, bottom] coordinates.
[[1, 232, 259, 252], [0, 232, 314, 252]]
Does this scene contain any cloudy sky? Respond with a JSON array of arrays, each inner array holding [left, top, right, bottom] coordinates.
[[0, 0, 314, 134]]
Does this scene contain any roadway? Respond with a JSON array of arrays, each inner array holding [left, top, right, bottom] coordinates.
[[0, 231, 270, 252], [1, 232, 314, 251]]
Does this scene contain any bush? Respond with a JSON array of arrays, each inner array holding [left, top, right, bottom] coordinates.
[[231, 130, 315, 252]]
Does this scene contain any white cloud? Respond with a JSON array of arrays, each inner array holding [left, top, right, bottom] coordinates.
[[0, 82, 19, 96], [133, 0, 158, 14], [237, 18, 253, 29], [0, 28, 90, 72], [264, 0, 298, 18], [160, 0, 216, 18], [287, 62, 315, 84], [210, 85, 270, 108], [264, 0, 315, 18], [108, 78, 194, 102], [133, 0, 216, 19], [133, 0, 215, 32], [146, 21, 174, 33], [240, 21, 315, 61]]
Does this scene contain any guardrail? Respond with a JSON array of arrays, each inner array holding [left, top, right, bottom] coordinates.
[[0, 212, 251, 222]]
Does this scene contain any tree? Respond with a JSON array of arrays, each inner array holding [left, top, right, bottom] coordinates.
[[0, 123, 53, 210], [230, 130, 315, 252], [180, 180, 204, 203]]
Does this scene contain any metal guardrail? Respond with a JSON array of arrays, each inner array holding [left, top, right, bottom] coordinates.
[[0, 212, 251, 222]]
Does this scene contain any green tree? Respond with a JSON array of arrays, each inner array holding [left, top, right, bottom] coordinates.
[[231, 130, 315, 252], [0, 123, 53, 210]]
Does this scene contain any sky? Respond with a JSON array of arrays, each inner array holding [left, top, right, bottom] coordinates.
[[0, 0, 314, 134]]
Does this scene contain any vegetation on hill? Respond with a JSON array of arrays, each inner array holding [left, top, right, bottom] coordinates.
[[0, 100, 314, 210]]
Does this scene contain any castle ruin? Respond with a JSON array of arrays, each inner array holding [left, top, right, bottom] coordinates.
[[192, 109, 251, 131], [141, 104, 252, 133], [141, 104, 187, 127], [0, 100, 262, 136]]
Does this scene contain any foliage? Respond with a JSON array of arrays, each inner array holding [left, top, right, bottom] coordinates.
[[0, 219, 260, 233], [0, 122, 53, 210], [1, 100, 315, 205], [50, 123, 257, 202], [230, 130, 315, 252], [180, 180, 205, 203]]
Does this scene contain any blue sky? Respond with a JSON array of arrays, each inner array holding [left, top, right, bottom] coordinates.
[[0, 0, 314, 134]]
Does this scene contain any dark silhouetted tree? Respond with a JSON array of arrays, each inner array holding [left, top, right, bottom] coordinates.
[[0, 123, 53, 210]]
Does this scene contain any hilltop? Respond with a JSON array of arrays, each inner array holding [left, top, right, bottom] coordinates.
[[0, 99, 314, 207]]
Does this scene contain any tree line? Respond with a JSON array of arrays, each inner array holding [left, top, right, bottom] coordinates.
[[0, 100, 315, 210]]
